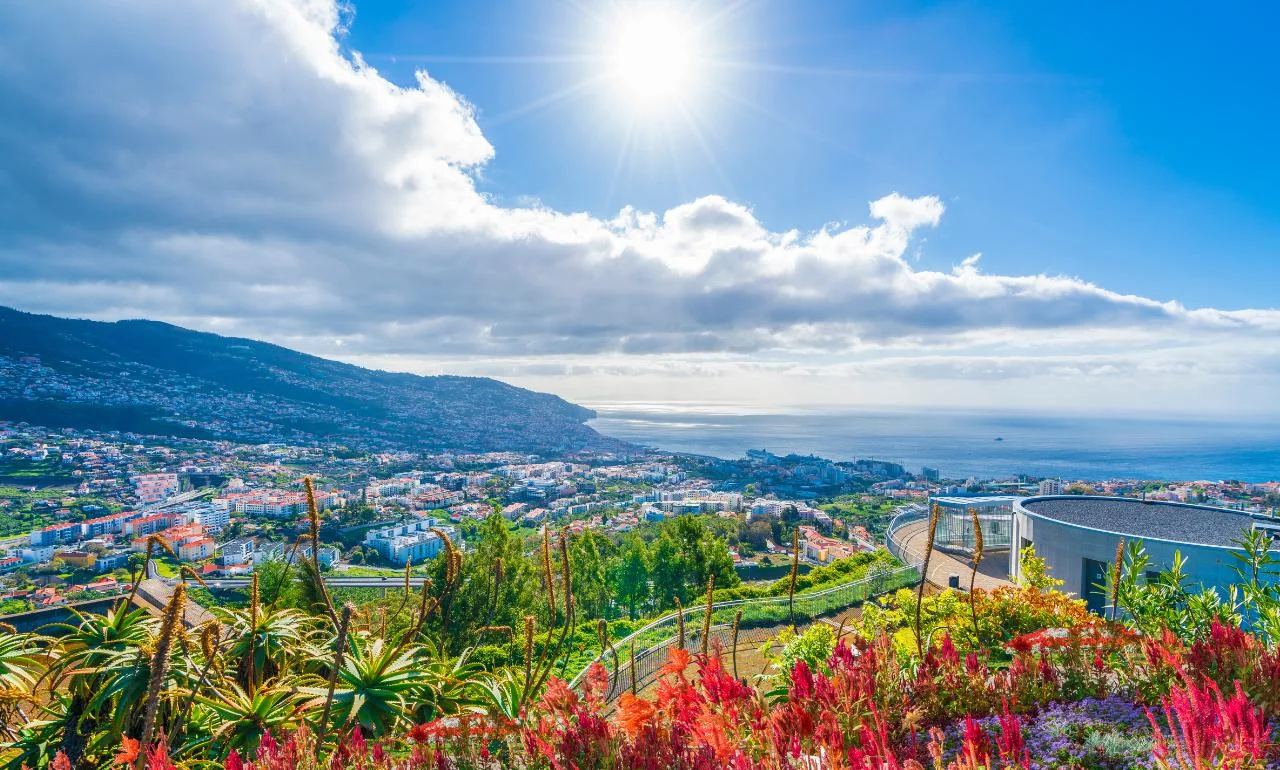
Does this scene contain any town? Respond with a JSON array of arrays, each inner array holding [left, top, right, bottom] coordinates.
[[3, 420, 1278, 615]]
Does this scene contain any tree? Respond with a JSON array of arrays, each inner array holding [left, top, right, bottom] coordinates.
[[569, 530, 613, 620], [648, 535, 686, 610], [742, 519, 771, 551], [647, 517, 740, 610], [429, 512, 537, 652], [610, 536, 650, 619]]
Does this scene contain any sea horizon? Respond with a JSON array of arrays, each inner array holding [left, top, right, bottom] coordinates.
[[586, 403, 1280, 484]]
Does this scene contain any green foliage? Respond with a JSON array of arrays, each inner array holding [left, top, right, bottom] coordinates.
[[569, 530, 614, 620], [761, 623, 836, 679], [1017, 544, 1063, 590], [714, 549, 899, 601], [1112, 540, 1254, 643], [610, 535, 650, 620]]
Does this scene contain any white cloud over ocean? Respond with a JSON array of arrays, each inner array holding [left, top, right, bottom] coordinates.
[[0, 0, 1276, 413]]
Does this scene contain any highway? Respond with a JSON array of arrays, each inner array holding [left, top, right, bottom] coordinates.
[[144, 556, 429, 590], [201, 575, 432, 590]]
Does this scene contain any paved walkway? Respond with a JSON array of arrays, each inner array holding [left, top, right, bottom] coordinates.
[[132, 579, 216, 628], [892, 520, 1013, 591]]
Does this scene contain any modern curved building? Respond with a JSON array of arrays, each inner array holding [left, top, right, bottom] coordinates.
[[1010, 496, 1278, 614]]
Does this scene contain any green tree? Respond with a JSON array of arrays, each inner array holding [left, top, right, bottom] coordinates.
[[742, 519, 771, 550], [610, 536, 650, 619], [569, 530, 613, 620], [648, 517, 740, 609], [648, 535, 686, 610], [430, 512, 536, 652]]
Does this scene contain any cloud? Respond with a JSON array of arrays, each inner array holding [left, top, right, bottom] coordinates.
[[0, 0, 1277, 411], [868, 192, 945, 230]]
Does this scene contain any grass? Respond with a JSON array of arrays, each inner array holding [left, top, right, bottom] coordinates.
[[559, 565, 919, 681], [153, 559, 180, 579], [341, 565, 431, 577]]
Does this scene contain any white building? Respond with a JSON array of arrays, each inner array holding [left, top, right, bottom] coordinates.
[[364, 518, 460, 566], [221, 538, 255, 566], [132, 473, 179, 505], [1038, 479, 1065, 496], [181, 501, 230, 533]]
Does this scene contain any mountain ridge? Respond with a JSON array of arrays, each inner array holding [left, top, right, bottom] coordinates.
[[0, 306, 623, 454]]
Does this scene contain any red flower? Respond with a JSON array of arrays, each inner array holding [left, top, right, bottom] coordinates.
[[541, 676, 579, 713], [661, 647, 691, 677], [789, 660, 813, 701], [1007, 634, 1034, 654], [145, 741, 176, 770], [113, 737, 140, 766], [406, 722, 435, 744], [584, 661, 610, 703], [52, 752, 72, 770]]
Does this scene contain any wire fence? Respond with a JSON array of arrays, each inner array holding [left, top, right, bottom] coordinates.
[[570, 562, 921, 703]]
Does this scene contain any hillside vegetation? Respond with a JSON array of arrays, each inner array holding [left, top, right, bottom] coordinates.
[[0, 307, 618, 453]]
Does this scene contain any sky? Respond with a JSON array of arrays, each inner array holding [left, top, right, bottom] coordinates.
[[0, 0, 1278, 417]]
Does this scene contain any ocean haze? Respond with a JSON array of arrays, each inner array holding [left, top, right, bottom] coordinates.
[[587, 405, 1280, 483]]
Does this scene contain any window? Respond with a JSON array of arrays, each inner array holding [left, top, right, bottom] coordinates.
[[1082, 558, 1108, 615]]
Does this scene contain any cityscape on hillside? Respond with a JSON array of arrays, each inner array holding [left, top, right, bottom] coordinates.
[[3, 418, 1276, 615]]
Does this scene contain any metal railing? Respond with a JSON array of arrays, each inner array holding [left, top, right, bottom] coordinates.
[[569, 561, 921, 701], [886, 504, 929, 564]]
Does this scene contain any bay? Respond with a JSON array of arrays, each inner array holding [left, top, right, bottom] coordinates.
[[588, 405, 1280, 483]]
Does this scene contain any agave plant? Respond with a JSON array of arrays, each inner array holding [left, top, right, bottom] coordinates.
[[2, 693, 70, 770], [197, 684, 313, 756], [0, 631, 43, 732], [408, 646, 486, 725], [0, 630, 42, 692], [301, 636, 437, 736], [217, 605, 320, 688], [39, 605, 158, 766]]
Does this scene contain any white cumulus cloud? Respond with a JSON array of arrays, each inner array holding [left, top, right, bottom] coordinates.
[[0, 0, 1277, 413]]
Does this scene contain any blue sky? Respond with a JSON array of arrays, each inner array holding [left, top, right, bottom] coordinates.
[[349, 1, 1280, 307], [0, 0, 1277, 416]]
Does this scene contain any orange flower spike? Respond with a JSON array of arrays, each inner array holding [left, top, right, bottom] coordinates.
[[616, 693, 656, 738], [661, 647, 691, 678], [114, 737, 141, 766]]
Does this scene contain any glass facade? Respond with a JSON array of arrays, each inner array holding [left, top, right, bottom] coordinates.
[[929, 496, 1016, 554]]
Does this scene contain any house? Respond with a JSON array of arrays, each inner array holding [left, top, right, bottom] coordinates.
[[55, 550, 98, 570]]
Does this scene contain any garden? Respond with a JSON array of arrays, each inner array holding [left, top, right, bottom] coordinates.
[[2, 494, 1279, 770]]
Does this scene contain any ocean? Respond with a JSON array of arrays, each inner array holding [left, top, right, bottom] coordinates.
[[586, 405, 1280, 483]]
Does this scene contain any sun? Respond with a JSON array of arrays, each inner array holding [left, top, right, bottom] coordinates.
[[607, 7, 700, 110]]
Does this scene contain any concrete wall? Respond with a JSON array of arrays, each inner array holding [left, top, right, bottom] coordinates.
[[3, 596, 121, 634], [1012, 508, 1247, 609]]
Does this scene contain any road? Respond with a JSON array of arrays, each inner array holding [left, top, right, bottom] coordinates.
[[146, 558, 427, 591], [204, 575, 432, 590]]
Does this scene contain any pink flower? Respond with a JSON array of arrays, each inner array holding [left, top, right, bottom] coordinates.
[[790, 660, 813, 701]]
